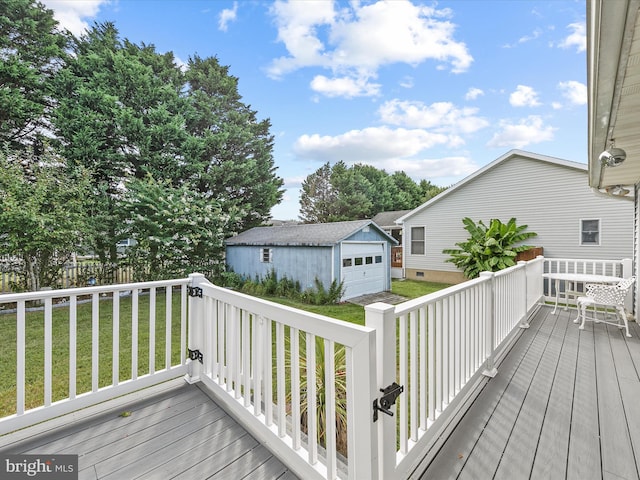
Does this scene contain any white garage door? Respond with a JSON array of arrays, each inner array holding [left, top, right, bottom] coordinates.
[[341, 242, 385, 299]]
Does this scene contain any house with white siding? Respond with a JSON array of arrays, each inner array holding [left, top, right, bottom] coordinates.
[[397, 149, 634, 284]]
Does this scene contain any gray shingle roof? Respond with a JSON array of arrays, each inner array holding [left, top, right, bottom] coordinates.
[[371, 210, 411, 228], [226, 220, 379, 246]]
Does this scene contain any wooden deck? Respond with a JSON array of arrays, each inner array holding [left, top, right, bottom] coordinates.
[[416, 305, 640, 480], [2, 304, 640, 479], [0, 378, 298, 480]]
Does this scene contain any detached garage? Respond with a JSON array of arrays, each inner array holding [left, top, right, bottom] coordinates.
[[225, 220, 397, 300]]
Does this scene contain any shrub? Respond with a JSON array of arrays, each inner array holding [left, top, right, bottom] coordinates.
[[443, 217, 537, 279]]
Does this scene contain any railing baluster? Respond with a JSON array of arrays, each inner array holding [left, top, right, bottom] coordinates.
[[16, 300, 25, 415], [410, 310, 418, 442], [149, 287, 156, 375], [69, 295, 77, 399], [253, 315, 263, 417], [264, 318, 273, 427], [291, 327, 301, 449], [276, 321, 285, 437], [419, 306, 427, 431], [399, 313, 408, 454], [132, 289, 138, 380], [165, 287, 172, 370], [92, 293, 99, 392], [44, 298, 52, 407], [306, 332, 318, 465], [180, 284, 187, 365], [243, 311, 251, 407], [113, 292, 119, 386], [427, 303, 435, 422], [325, 338, 337, 480]]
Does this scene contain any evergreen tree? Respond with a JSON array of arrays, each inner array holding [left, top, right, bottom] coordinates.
[[0, 0, 68, 147], [183, 55, 283, 231]]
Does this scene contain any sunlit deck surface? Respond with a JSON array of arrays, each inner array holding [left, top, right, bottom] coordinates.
[[2, 305, 640, 480], [0, 378, 298, 480], [415, 305, 640, 480]]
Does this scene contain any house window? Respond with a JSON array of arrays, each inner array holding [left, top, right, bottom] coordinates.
[[581, 219, 600, 245], [261, 248, 272, 263], [411, 227, 425, 255]]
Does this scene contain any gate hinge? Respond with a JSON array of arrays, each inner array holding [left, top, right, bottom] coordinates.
[[187, 286, 203, 298], [188, 348, 203, 364], [373, 382, 404, 422]]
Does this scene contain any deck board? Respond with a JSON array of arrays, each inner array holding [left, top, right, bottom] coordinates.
[[0, 379, 298, 480], [418, 305, 640, 480]]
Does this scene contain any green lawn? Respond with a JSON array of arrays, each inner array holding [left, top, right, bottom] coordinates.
[[0, 291, 184, 417], [262, 279, 451, 325], [0, 279, 450, 419]]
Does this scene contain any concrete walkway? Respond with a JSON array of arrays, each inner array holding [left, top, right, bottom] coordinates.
[[347, 291, 407, 306]]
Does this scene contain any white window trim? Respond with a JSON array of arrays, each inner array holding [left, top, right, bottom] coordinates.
[[580, 218, 601, 246], [260, 248, 273, 263], [410, 225, 426, 255]]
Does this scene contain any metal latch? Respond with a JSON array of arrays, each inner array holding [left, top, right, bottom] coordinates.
[[187, 286, 203, 298], [373, 382, 404, 422], [188, 348, 203, 364]]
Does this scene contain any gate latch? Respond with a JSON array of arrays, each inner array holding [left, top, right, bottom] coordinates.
[[373, 382, 404, 422]]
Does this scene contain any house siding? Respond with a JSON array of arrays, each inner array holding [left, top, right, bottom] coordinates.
[[403, 153, 634, 280], [225, 245, 333, 291]]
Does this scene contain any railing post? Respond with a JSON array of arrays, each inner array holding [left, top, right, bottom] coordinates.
[[365, 302, 397, 480], [621, 258, 633, 313], [185, 273, 206, 384], [480, 272, 497, 378]]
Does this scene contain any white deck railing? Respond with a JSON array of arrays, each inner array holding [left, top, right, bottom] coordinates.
[[0, 278, 191, 434], [365, 257, 544, 479], [185, 274, 378, 480], [5, 256, 623, 479]]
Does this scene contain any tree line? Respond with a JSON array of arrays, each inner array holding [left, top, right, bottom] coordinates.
[[1, 0, 283, 290], [299, 161, 446, 223], [1, 0, 447, 291]]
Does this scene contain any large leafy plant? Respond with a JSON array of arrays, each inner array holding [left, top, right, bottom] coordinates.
[[443, 217, 537, 279]]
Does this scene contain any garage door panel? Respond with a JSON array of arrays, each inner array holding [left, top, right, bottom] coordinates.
[[341, 243, 385, 299]]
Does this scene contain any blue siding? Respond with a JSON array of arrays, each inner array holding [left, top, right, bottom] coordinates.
[[226, 245, 333, 290]]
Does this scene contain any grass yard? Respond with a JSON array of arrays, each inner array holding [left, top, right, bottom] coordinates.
[[0, 278, 451, 420], [263, 279, 451, 325], [0, 291, 184, 417]]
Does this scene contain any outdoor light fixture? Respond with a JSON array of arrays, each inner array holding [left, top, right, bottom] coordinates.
[[599, 141, 627, 167], [605, 184, 631, 196]]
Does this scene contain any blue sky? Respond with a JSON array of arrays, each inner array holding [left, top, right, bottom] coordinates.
[[43, 0, 587, 220]]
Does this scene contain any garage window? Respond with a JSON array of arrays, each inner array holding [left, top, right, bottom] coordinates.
[[260, 248, 272, 263], [411, 227, 426, 255], [343, 258, 352, 267], [366, 256, 373, 264], [355, 257, 363, 266], [375, 255, 382, 263]]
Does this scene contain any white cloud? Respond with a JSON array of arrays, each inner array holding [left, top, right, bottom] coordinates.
[[219, 2, 238, 32], [558, 80, 587, 105], [378, 99, 489, 134], [487, 115, 555, 148], [310, 74, 381, 98], [400, 76, 414, 89], [504, 28, 543, 48], [41, 0, 108, 36], [268, 0, 472, 97], [293, 126, 460, 163], [559, 22, 586, 52], [509, 85, 541, 107], [465, 87, 484, 100]]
